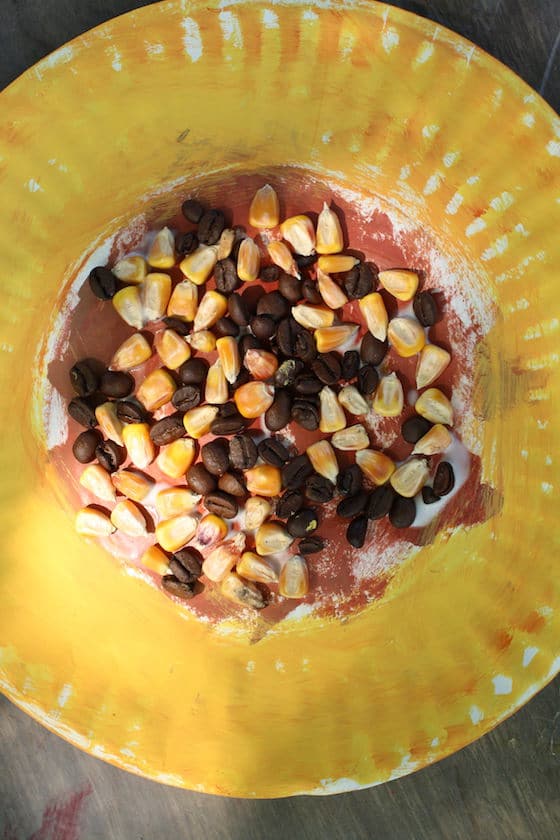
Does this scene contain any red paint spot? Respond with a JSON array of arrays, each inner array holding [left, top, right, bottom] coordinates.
[[518, 610, 545, 634], [494, 629, 513, 652], [28, 785, 92, 840]]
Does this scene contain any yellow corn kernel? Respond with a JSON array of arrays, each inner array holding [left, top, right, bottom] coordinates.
[[245, 465, 282, 496], [279, 555, 309, 598], [136, 368, 176, 411], [155, 487, 200, 519], [205, 359, 229, 404], [280, 214, 316, 256], [95, 401, 124, 445], [359, 292, 388, 341], [217, 228, 236, 260], [307, 439, 339, 484], [147, 227, 175, 269], [110, 332, 152, 371], [267, 240, 300, 278], [202, 541, 241, 582], [291, 304, 334, 329], [180, 245, 218, 285], [112, 285, 143, 329], [314, 323, 359, 353], [316, 268, 348, 309], [412, 423, 452, 456], [75, 506, 115, 537], [110, 499, 148, 537], [141, 545, 169, 575], [338, 385, 369, 415], [142, 272, 172, 322], [79, 464, 116, 502], [255, 522, 293, 556], [183, 405, 219, 438], [122, 423, 155, 469], [316, 202, 344, 254], [112, 255, 147, 284], [244, 349, 278, 380], [390, 459, 430, 498], [317, 255, 359, 274], [167, 279, 198, 322], [216, 336, 240, 384], [154, 329, 191, 369], [220, 572, 266, 609], [155, 438, 196, 478], [196, 513, 228, 547], [373, 372, 404, 417], [415, 388, 454, 426], [237, 238, 261, 282], [234, 381, 274, 418], [356, 449, 395, 485], [378, 269, 419, 301], [416, 344, 451, 389], [112, 468, 154, 501], [238, 551, 279, 584], [387, 317, 426, 357], [156, 513, 198, 553], [319, 386, 346, 433], [187, 330, 216, 352], [243, 496, 272, 530], [193, 289, 228, 332], [331, 424, 370, 451], [249, 184, 280, 229]]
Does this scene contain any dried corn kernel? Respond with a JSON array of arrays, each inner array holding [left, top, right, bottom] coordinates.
[[202, 541, 241, 582], [196, 513, 228, 547], [156, 513, 198, 553], [387, 317, 426, 357], [183, 405, 219, 438], [187, 330, 216, 353], [234, 381, 274, 418], [378, 269, 419, 301], [167, 279, 198, 322], [122, 423, 155, 469], [317, 255, 359, 274], [356, 449, 395, 485], [155, 438, 196, 478], [319, 386, 346, 433], [307, 439, 339, 484], [110, 332, 152, 371], [237, 238, 261, 282], [316, 203, 343, 254], [216, 336, 241, 384], [180, 245, 218, 285], [415, 388, 454, 426], [237, 551, 278, 584], [112, 255, 147, 284], [412, 423, 452, 456], [244, 348, 278, 380], [292, 304, 334, 329], [155, 487, 200, 519], [205, 359, 229, 405], [243, 496, 272, 530], [390, 459, 430, 498], [141, 545, 169, 575], [314, 323, 359, 352], [416, 344, 451, 389], [331, 424, 370, 451], [280, 215, 316, 256], [279, 555, 309, 598], [267, 240, 300, 278], [359, 292, 388, 341], [95, 401, 124, 445], [338, 385, 369, 415], [142, 273, 172, 323], [113, 285, 144, 329], [136, 368, 176, 411], [221, 572, 266, 609], [373, 372, 404, 417], [255, 522, 293, 556], [217, 227, 236, 260], [316, 268, 348, 309], [249, 184, 280, 229], [110, 499, 148, 537], [112, 468, 154, 501], [245, 464, 282, 496], [79, 464, 116, 502], [154, 329, 191, 369], [147, 227, 175, 269], [75, 506, 115, 537], [193, 290, 228, 332]]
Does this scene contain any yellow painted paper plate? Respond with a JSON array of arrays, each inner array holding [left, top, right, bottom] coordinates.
[[1, 0, 559, 797]]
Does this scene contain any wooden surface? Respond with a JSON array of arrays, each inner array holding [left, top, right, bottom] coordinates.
[[1, 0, 560, 837]]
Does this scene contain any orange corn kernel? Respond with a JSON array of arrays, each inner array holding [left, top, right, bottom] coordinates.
[[314, 324, 359, 353], [359, 292, 388, 341], [112, 468, 154, 501], [147, 227, 175, 269], [244, 349, 278, 380], [279, 555, 309, 598], [307, 439, 339, 484], [237, 238, 261, 282], [245, 465, 282, 496], [110, 499, 148, 537], [267, 240, 300, 278], [167, 279, 198, 322], [155, 513, 198, 553], [122, 423, 155, 469], [255, 521, 293, 556], [136, 368, 176, 411], [319, 386, 346, 433], [356, 449, 395, 485], [110, 332, 152, 371], [234, 381, 275, 418], [387, 317, 426, 357], [373, 372, 404, 417], [79, 464, 116, 502], [378, 269, 419, 301], [280, 215, 316, 256], [180, 245, 218, 285], [142, 272, 172, 323], [154, 329, 190, 369], [141, 545, 170, 575], [316, 203, 343, 254], [75, 506, 115, 537], [249, 184, 280, 229], [183, 405, 219, 438], [112, 285, 143, 329], [95, 401, 124, 445], [390, 459, 430, 498], [415, 388, 454, 426], [416, 344, 451, 389], [156, 438, 196, 479], [220, 572, 266, 609]]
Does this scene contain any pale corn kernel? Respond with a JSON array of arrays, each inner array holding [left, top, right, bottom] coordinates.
[[79, 464, 116, 502], [416, 344, 451, 389], [280, 214, 316, 256], [378, 269, 419, 301], [196, 514, 228, 547], [317, 255, 359, 273], [154, 329, 191, 369], [314, 324, 359, 352], [245, 465, 282, 496], [412, 423, 452, 456], [142, 273, 172, 322], [331, 424, 370, 451], [255, 522, 293, 556], [180, 245, 218, 285], [373, 372, 404, 417], [217, 228, 236, 260], [202, 541, 241, 582], [316, 202, 344, 254], [220, 572, 266, 609], [319, 386, 346, 433], [110, 499, 148, 537], [415, 388, 454, 426], [156, 514, 198, 553], [244, 349, 278, 380], [95, 402, 124, 445], [237, 551, 278, 584], [237, 238, 261, 282], [112, 469, 154, 501], [167, 279, 198, 322], [110, 332, 152, 371], [193, 290, 228, 332], [216, 336, 241, 384], [183, 405, 219, 438], [292, 304, 334, 329], [307, 440, 339, 484], [356, 449, 395, 485], [243, 496, 272, 530], [122, 423, 155, 469], [187, 330, 216, 353], [155, 487, 200, 519], [279, 555, 309, 598], [267, 240, 300, 278], [147, 227, 175, 269], [136, 368, 176, 411], [112, 285, 144, 329], [359, 292, 388, 341], [75, 506, 115, 537], [387, 317, 426, 357], [390, 459, 430, 498], [205, 359, 229, 404], [249, 184, 280, 229], [234, 381, 274, 419], [316, 268, 348, 309], [338, 385, 369, 415], [112, 255, 147, 284], [141, 545, 169, 575], [155, 438, 196, 478]]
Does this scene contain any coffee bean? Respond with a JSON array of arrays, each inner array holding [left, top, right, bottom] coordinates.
[[214, 316, 240, 338], [343, 262, 376, 299], [291, 398, 320, 431], [275, 359, 303, 388], [257, 291, 290, 321], [265, 389, 292, 432], [176, 231, 198, 256], [337, 493, 367, 518], [358, 364, 379, 396], [305, 474, 334, 503], [413, 291, 438, 327], [250, 315, 276, 341], [72, 429, 102, 463], [302, 276, 322, 304], [172, 385, 201, 411], [421, 486, 441, 505], [218, 471, 246, 497], [260, 264, 281, 283], [69, 360, 99, 397], [162, 317, 191, 336], [150, 414, 185, 445], [181, 198, 204, 223], [276, 490, 304, 519], [276, 318, 300, 356], [282, 454, 314, 490], [278, 273, 302, 304], [367, 485, 396, 520], [169, 558, 197, 584], [198, 209, 225, 245], [346, 515, 368, 547], [360, 333, 388, 366], [389, 496, 416, 528], [68, 397, 98, 428], [337, 465, 362, 496], [258, 437, 290, 466], [433, 462, 455, 496], [178, 358, 208, 386], [186, 463, 217, 495], [96, 440, 125, 472], [294, 373, 323, 395], [239, 334, 262, 357], [214, 258, 240, 293], [342, 350, 360, 380], [99, 371, 134, 399], [231, 368, 251, 391], [228, 293, 250, 326], [88, 266, 117, 300], [201, 438, 230, 476], [298, 535, 324, 555], [294, 253, 318, 269], [294, 330, 316, 363], [229, 434, 258, 470], [241, 285, 264, 316], [401, 416, 432, 444], [116, 400, 148, 424], [173, 546, 203, 578], [204, 491, 238, 519], [211, 406, 246, 435], [287, 508, 319, 537], [162, 575, 195, 600], [312, 352, 341, 385]]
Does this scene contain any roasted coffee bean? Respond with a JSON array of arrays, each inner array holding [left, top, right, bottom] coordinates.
[[413, 291, 438, 327], [294, 253, 318, 269], [282, 454, 314, 490], [239, 334, 262, 357], [421, 486, 441, 505], [367, 485, 396, 520], [294, 373, 323, 395], [162, 316, 191, 336], [276, 317, 300, 356], [341, 350, 360, 380], [302, 276, 323, 304], [214, 316, 240, 338], [360, 332, 388, 366], [218, 471, 246, 497], [276, 490, 304, 519], [241, 285, 264, 315], [150, 414, 185, 445], [201, 438, 230, 476], [337, 493, 367, 518], [99, 370, 134, 399], [173, 546, 203, 578], [176, 230, 198, 256], [275, 359, 303, 388], [69, 360, 99, 397], [260, 264, 281, 283], [312, 352, 341, 385], [257, 291, 290, 321], [433, 461, 455, 496], [278, 272, 302, 303], [229, 434, 258, 470], [343, 262, 376, 299], [116, 400, 148, 424], [291, 398, 320, 431], [389, 496, 416, 528], [178, 358, 208, 386], [264, 389, 292, 432], [298, 536, 324, 555], [172, 385, 201, 411], [346, 515, 368, 548], [72, 429, 102, 463], [258, 437, 290, 466], [228, 293, 250, 326], [214, 258, 240, 293], [250, 314, 276, 341], [231, 368, 251, 391], [211, 405, 246, 435], [337, 464, 363, 496], [287, 508, 319, 537], [401, 416, 432, 444], [181, 198, 204, 223], [204, 491, 238, 519], [162, 575, 195, 600], [88, 266, 117, 300], [95, 439, 125, 472], [198, 209, 225, 245], [68, 397, 98, 428], [358, 364, 379, 396], [186, 463, 217, 495], [169, 558, 197, 584], [305, 474, 334, 503], [294, 330, 316, 363]]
